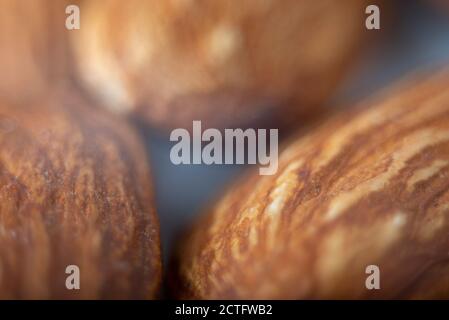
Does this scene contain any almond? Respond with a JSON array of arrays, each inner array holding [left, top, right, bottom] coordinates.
[[0, 87, 161, 299], [0, 0, 75, 103], [171, 71, 449, 299], [72, 0, 369, 129]]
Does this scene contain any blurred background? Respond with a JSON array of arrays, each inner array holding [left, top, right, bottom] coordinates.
[[142, 0, 449, 261]]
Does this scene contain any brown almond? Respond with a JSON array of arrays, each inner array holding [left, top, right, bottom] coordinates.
[[0, 0, 75, 103], [0, 88, 161, 299], [72, 0, 369, 129], [171, 71, 449, 299]]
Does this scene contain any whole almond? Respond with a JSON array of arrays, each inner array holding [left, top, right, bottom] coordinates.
[[171, 72, 449, 299], [72, 0, 368, 129], [0, 88, 161, 299]]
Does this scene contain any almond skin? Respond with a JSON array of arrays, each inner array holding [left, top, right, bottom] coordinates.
[[72, 0, 369, 130], [0, 0, 75, 103], [0, 88, 161, 299], [171, 72, 449, 299]]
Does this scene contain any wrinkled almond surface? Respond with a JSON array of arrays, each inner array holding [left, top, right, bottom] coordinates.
[[172, 72, 449, 299], [0, 88, 161, 299]]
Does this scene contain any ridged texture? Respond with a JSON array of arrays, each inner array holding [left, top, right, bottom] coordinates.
[[0, 0, 75, 103], [0, 88, 161, 299], [172, 72, 449, 299], [72, 0, 368, 129]]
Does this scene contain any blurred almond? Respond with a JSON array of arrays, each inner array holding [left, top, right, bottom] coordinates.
[[0, 0, 75, 103], [72, 0, 370, 129]]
